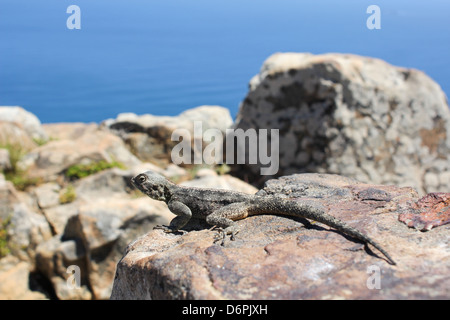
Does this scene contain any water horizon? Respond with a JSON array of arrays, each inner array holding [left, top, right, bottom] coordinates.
[[1, 0, 449, 123]]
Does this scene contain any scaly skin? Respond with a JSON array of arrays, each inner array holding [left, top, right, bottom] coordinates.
[[131, 171, 396, 265]]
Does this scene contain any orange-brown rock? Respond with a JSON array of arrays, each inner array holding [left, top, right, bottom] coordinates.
[[111, 174, 450, 300], [399, 192, 450, 231]]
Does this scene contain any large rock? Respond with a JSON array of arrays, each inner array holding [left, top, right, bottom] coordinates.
[[0, 256, 47, 300], [0, 121, 37, 151], [103, 105, 233, 165], [0, 106, 48, 141], [233, 53, 450, 194], [42, 122, 98, 141], [0, 171, 52, 260], [36, 197, 174, 300], [34, 182, 61, 209], [0, 149, 11, 172], [33, 167, 177, 299], [19, 130, 141, 181], [0, 175, 20, 220], [35, 235, 93, 300], [110, 173, 449, 300], [7, 203, 53, 261]]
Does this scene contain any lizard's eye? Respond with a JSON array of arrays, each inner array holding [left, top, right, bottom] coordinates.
[[138, 175, 146, 183]]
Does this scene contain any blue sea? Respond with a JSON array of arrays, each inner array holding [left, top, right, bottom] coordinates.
[[1, 0, 449, 123]]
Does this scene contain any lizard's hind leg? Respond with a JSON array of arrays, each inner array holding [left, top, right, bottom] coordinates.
[[206, 202, 250, 245]]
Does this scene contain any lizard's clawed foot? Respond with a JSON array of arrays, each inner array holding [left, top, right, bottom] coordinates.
[[212, 227, 239, 246], [153, 225, 187, 235], [213, 227, 226, 246]]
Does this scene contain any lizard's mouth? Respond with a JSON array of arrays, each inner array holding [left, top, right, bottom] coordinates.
[[131, 176, 165, 200]]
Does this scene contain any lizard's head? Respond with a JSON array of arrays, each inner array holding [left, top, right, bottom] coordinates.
[[131, 171, 173, 201]]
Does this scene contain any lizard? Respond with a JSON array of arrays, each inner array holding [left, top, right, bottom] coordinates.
[[131, 171, 396, 265]]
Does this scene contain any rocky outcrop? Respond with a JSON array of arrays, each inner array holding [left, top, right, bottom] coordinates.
[[0, 106, 48, 141], [110, 173, 449, 300], [0, 175, 18, 219], [42, 122, 98, 141], [233, 53, 450, 194], [0, 122, 38, 151], [0, 255, 47, 300], [0, 151, 11, 173], [0, 106, 256, 299], [30, 167, 260, 300], [35, 192, 175, 299], [102, 105, 233, 165], [18, 130, 141, 182]]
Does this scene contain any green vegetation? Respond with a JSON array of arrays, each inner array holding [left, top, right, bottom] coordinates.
[[0, 216, 12, 258], [215, 163, 230, 176], [65, 160, 126, 180], [1, 143, 41, 191], [5, 174, 41, 191], [32, 137, 48, 147], [1, 143, 25, 169], [59, 184, 77, 204]]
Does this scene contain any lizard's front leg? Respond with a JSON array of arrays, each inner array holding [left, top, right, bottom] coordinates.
[[154, 200, 192, 234], [206, 202, 250, 245]]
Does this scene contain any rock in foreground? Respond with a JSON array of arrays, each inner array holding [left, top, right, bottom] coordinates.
[[111, 174, 449, 300]]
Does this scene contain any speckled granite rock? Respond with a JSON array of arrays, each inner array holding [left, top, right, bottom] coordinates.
[[233, 53, 450, 194]]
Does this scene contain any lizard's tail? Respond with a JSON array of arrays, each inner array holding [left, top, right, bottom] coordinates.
[[248, 197, 396, 265]]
